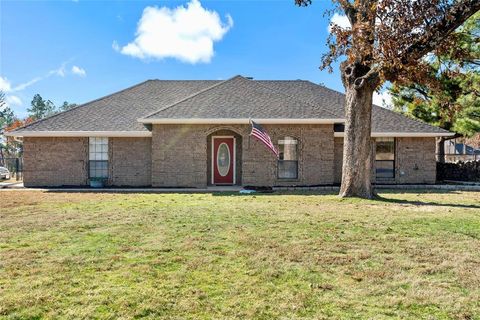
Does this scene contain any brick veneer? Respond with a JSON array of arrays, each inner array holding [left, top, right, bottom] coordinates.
[[23, 137, 88, 187], [109, 137, 152, 186], [333, 137, 343, 184], [21, 131, 436, 187], [151, 124, 335, 188], [333, 136, 437, 184], [395, 137, 436, 184]]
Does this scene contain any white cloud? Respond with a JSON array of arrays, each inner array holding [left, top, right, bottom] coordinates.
[[13, 76, 43, 92], [0, 77, 12, 92], [328, 13, 351, 33], [112, 40, 120, 51], [373, 90, 393, 108], [0, 61, 76, 95], [71, 65, 87, 77], [116, 0, 233, 64], [5, 95, 22, 107]]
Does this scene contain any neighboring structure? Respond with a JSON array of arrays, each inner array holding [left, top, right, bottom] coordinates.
[[443, 135, 480, 162], [6, 75, 453, 187]]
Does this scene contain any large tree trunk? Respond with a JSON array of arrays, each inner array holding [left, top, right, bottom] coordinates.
[[436, 137, 446, 163], [339, 62, 379, 199]]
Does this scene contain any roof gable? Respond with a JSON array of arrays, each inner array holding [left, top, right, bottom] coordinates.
[[142, 75, 340, 120], [11, 80, 221, 133]]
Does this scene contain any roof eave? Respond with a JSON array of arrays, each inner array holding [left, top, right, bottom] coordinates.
[[138, 118, 345, 124], [5, 131, 152, 138], [334, 132, 455, 138]]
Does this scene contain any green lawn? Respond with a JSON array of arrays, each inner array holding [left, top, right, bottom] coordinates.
[[0, 190, 479, 319]]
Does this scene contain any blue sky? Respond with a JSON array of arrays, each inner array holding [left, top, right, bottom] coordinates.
[[1, 0, 380, 118]]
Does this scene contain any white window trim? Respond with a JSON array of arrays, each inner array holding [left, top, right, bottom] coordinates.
[[277, 136, 299, 180]]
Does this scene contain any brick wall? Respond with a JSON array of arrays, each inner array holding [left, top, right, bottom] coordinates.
[[23, 137, 88, 187], [242, 124, 335, 186], [22, 132, 436, 187], [333, 136, 437, 184], [396, 137, 436, 184], [109, 137, 152, 186], [333, 137, 343, 184], [151, 124, 335, 188]]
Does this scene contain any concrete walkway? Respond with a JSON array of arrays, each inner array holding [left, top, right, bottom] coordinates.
[[1, 184, 480, 192], [0, 181, 24, 189]]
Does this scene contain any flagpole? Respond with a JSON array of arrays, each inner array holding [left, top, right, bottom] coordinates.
[[248, 118, 251, 149]]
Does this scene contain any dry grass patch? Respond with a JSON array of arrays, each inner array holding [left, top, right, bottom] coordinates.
[[0, 190, 479, 319]]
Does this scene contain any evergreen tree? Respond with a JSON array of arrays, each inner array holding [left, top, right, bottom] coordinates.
[[59, 101, 77, 112], [390, 13, 480, 162], [296, 0, 479, 197], [27, 94, 56, 120]]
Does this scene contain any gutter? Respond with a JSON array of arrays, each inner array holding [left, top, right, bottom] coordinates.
[[4, 131, 153, 138], [137, 118, 345, 124], [333, 132, 455, 138]]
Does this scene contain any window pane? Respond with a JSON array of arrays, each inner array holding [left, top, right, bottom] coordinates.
[[278, 136, 298, 161], [376, 138, 394, 160], [278, 160, 298, 179], [376, 161, 394, 178], [89, 137, 108, 179], [89, 160, 108, 178]]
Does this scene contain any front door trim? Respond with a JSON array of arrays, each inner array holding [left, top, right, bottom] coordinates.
[[211, 136, 236, 185]]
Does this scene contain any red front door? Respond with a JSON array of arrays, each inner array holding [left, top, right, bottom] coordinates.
[[212, 137, 235, 185]]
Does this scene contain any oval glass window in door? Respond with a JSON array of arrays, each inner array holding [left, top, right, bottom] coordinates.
[[217, 143, 231, 177]]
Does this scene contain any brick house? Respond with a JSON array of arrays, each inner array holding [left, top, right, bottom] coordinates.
[[7, 75, 453, 187]]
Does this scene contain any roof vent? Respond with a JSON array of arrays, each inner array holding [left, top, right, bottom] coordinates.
[[245, 76, 254, 80]]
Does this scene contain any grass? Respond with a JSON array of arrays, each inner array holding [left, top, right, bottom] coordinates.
[[0, 190, 479, 319]]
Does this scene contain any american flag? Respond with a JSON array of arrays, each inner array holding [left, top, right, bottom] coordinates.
[[250, 120, 279, 158]]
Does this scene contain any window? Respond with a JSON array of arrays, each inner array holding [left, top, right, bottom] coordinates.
[[89, 137, 108, 179], [375, 138, 395, 178], [278, 136, 298, 179]]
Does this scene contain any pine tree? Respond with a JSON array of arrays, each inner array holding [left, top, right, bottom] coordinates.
[[390, 13, 479, 162]]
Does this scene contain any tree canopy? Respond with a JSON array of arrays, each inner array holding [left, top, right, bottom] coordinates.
[[390, 12, 480, 137], [296, 0, 480, 89], [27, 94, 56, 120], [295, 0, 480, 198], [0, 91, 15, 129]]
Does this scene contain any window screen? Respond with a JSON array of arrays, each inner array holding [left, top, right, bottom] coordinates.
[[89, 137, 108, 179], [278, 136, 298, 179], [375, 138, 395, 178]]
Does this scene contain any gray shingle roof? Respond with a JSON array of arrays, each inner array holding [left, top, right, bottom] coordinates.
[[11, 75, 449, 135], [13, 80, 220, 132], [143, 76, 340, 120], [258, 79, 448, 133]]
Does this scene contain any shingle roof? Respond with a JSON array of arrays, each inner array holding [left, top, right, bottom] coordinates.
[[143, 76, 340, 120], [11, 75, 450, 135], [13, 80, 220, 132], [257, 79, 448, 133]]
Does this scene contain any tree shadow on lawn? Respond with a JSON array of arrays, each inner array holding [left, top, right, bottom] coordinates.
[[371, 194, 480, 209], [41, 188, 480, 209], [213, 189, 480, 209]]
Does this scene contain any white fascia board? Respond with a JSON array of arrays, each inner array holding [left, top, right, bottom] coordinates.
[[333, 132, 455, 138], [4, 131, 152, 138], [138, 118, 345, 124]]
